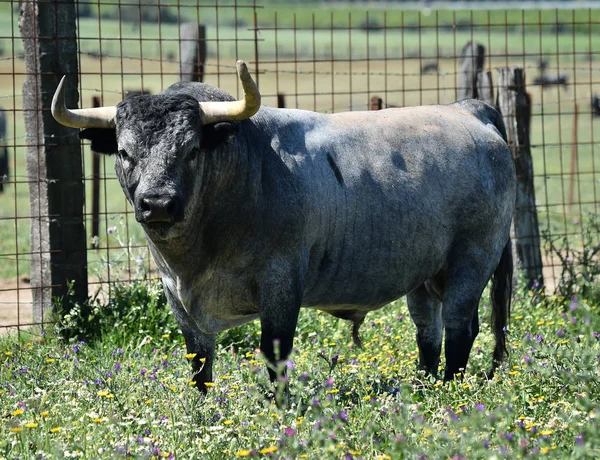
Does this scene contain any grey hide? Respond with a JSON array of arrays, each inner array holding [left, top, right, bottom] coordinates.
[[75, 80, 516, 392]]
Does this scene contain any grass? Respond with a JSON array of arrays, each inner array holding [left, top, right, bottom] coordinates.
[[1, 276, 599, 458]]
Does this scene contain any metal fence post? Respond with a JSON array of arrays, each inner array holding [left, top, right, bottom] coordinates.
[[19, 0, 88, 322], [496, 67, 544, 288]]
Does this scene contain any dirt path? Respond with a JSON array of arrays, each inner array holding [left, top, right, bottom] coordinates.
[[0, 276, 33, 334]]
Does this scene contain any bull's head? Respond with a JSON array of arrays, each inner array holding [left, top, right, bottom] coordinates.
[[52, 61, 260, 239]]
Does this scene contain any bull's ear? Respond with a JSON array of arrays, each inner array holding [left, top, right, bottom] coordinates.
[[79, 128, 118, 154], [200, 121, 238, 152]]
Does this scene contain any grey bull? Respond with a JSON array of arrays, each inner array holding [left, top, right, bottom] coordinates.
[[52, 61, 516, 392]]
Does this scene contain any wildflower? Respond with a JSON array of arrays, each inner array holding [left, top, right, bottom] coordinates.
[[236, 450, 251, 457], [41, 411, 49, 417], [50, 426, 63, 433], [25, 422, 38, 428], [223, 420, 234, 425], [259, 446, 278, 455], [185, 353, 197, 359], [536, 333, 543, 344], [11, 409, 24, 416], [115, 363, 121, 371], [204, 382, 214, 387], [475, 403, 485, 411], [10, 427, 23, 433], [107, 226, 117, 234]]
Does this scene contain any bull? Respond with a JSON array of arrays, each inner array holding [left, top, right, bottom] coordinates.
[[52, 61, 515, 393]]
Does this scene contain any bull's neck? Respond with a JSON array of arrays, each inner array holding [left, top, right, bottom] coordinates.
[[146, 124, 262, 277]]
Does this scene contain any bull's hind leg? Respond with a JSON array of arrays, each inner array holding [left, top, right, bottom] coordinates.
[[442, 251, 491, 381], [407, 284, 443, 377]]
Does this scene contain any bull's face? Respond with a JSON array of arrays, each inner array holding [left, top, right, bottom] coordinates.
[[50, 61, 260, 240], [114, 95, 201, 238]]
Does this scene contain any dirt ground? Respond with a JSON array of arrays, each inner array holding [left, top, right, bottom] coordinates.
[[0, 276, 33, 334]]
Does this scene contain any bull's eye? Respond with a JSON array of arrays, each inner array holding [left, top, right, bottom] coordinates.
[[118, 149, 133, 165]]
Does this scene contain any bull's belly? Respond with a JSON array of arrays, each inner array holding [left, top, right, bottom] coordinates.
[[302, 256, 440, 310]]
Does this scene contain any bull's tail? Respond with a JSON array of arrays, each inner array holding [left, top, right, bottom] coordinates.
[[489, 238, 513, 377]]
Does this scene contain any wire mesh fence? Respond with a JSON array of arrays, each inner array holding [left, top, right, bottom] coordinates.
[[0, 1, 598, 335]]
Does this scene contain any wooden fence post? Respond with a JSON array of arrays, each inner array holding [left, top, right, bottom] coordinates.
[[179, 23, 206, 82], [277, 93, 286, 108], [496, 67, 544, 287], [476, 71, 494, 106], [91, 96, 102, 249], [458, 41, 485, 100], [19, 0, 88, 322], [370, 96, 383, 111]]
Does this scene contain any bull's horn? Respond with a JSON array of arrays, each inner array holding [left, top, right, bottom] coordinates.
[[198, 60, 261, 125], [51, 76, 117, 129]]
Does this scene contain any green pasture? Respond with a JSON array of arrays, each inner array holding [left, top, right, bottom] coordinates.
[[1, 277, 599, 458], [0, 4, 599, 280]]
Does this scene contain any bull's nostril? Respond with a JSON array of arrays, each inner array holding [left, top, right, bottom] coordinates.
[[140, 198, 151, 212]]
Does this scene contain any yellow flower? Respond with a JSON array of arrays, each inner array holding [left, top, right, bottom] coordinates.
[[541, 447, 550, 454], [45, 358, 55, 363], [92, 418, 104, 423], [10, 427, 23, 433], [40, 411, 49, 417], [162, 334, 170, 339], [259, 446, 278, 455], [97, 390, 109, 397], [223, 420, 234, 425], [236, 450, 251, 457], [50, 426, 63, 433], [25, 422, 38, 428], [11, 409, 24, 416], [204, 382, 214, 388], [5, 351, 12, 356], [185, 353, 197, 359], [540, 430, 553, 436]]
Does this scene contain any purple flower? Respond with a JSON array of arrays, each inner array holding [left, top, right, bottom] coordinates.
[[594, 331, 600, 339], [286, 359, 295, 370], [339, 410, 349, 421], [284, 427, 296, 436], [556, 329, 564, 337], [107, 371, 113, 379], [325, 377, 334, 388], [107, 226, 117, 234], [525, 332, 532, 342], [475, 403, 485, 411], [115, 363, 121, 371], [584, 317, 590, 324], [536, 333, 543, 344], [576, 434, 584, 445], [504, 433, 514, 441], [523, 355, 532, 364], [571, 316, 577, 324], [140, 369, 147, 375], [73, 345, 80, 353]]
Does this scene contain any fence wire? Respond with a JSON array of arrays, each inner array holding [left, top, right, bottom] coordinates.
[[0, 1, 598, 334]]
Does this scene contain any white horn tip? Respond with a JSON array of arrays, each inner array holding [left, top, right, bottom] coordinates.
[[51, 75, 67, 120]]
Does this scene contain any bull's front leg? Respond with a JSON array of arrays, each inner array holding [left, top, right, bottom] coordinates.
[[164, 285, 216, 393], [256, 263, 303, 400]]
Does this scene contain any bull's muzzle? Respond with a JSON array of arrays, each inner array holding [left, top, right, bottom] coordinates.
[[137, 195, 180, 225]]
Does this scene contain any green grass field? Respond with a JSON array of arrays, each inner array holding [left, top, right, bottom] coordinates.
[[0, 4, 599, 281], [1, 278, 599, 458]]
